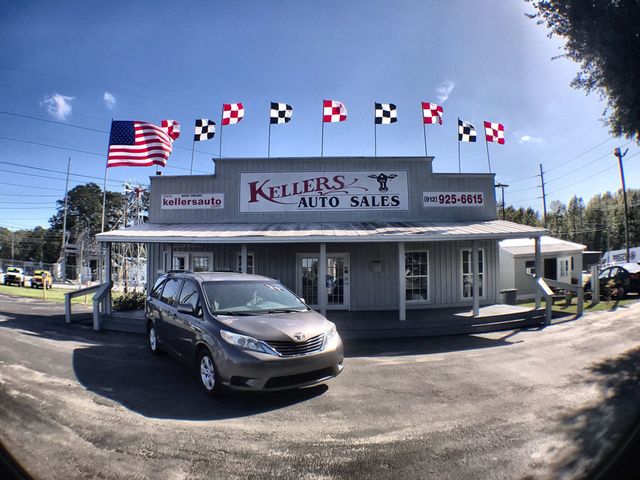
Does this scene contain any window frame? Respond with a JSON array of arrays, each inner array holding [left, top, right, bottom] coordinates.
[[177, 279, 203, 318], [191, 252, 214, 273], [236, 252, 255, 274], [405, 249, 430, 303], [460, 248, 486, 300]]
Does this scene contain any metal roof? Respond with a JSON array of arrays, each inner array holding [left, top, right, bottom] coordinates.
[[500, 236, 586, 257], [97, 220, 547, 244]]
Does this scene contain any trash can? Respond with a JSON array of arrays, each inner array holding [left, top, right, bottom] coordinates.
[[499, 288, 518, 305]]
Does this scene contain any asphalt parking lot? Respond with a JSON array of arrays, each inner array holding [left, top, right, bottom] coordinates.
[[1, 294, 640, 479]]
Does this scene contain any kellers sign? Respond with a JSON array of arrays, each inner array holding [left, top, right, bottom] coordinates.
[[240, 171, 408, 212]]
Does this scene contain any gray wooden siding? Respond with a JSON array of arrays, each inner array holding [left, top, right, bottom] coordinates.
[[147, 239, 498, 310], [149, 156, 498, 224]]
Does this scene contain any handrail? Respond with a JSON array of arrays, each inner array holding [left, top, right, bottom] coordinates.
[[91, 282, 113, 331], [64, 284, 102, 324], [534, 276, 554, 325], [543, 278, 584, 317]]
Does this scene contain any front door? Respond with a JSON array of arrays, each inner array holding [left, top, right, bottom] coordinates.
[[297, 253, 350, 309]]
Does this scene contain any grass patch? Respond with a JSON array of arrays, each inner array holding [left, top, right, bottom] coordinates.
[[0, 284, 92, 304], [519, 296, 638, 315]]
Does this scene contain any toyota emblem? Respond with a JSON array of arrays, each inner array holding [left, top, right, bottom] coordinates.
[[293, 332, 305, 341]]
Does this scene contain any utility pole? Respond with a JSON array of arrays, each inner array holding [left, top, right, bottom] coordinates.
[[538, 163, 548, 228], [495, 183, 509, 220], [10, 230, 14, 260], [614, 147, 630, 262], [61, 157, 71, 281]]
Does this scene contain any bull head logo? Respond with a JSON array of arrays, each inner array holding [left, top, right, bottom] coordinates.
[[368, 173, 398, 192]]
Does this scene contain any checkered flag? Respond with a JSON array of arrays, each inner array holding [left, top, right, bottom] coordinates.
[[458, 119, 477, 142], [422, 102, 443, 125], [194, 119, 216, 142], [484, 121, 505, 144], [270, 102, 293, 124], [374, 103, 397, 124], [323, 99, 347, 123], [222, 103, 244, 125]]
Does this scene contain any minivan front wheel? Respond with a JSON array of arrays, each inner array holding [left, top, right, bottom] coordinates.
[[198, 350, 219, 395]]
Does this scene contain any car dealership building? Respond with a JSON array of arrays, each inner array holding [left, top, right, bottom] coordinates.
[[97, 156, 546, 326]]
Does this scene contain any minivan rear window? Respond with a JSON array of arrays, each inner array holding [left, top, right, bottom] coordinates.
[[160, 278, 182, 306]]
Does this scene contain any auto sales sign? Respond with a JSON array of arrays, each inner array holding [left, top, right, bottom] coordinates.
[[240, 171, 408, 212]]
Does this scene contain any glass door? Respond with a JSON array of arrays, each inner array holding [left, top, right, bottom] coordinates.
[[297, 253, 350, 309]]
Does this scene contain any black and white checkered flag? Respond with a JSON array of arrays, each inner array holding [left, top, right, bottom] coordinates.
[[458, 119, 477, 142], [375, 103, 397, 124], [270, 102, 293, 124], [194, 119, 216, 142]]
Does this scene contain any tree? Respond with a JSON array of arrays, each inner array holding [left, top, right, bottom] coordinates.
[[527, 1, 640, 140], [49, 183, 126, 248]]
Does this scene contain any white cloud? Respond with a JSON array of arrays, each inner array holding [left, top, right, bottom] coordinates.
[[435, 80, 455, 103], [41, 93, 74, 120], [518, 135, 544, 144], [103, 91, 116, 109]]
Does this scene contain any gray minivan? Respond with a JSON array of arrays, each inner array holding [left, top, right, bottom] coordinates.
[[145, 271, 344, 394]]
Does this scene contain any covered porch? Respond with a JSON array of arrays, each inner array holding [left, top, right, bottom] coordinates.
[[91, 220, 550, 333]]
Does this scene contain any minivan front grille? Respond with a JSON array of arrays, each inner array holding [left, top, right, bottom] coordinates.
[[264, 333, 325, 357]]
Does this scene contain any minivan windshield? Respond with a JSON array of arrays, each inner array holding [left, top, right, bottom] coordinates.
[[202, 281, 308, 314]]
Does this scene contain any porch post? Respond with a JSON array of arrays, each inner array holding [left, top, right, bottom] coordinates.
[[240, 244, 248, 273], [398, 242, 406, 321], [472, 240, 480, 317], [105, 242, 112, 315], [534, 236, 542, 309], [319, 243, 327, 316]]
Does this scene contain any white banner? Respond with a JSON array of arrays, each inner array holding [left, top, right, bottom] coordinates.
[[161, 193, 224, 209], [240, 171, 408, 212], [423, 192, 485, 207]]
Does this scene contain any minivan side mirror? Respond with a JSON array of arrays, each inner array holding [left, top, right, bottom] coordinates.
[[177, 303, 195, 315]]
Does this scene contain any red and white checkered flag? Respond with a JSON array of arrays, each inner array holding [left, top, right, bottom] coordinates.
[[422, 102, 443, 125], [222, 103, 244, 125], [484, 121, 505, 144], [323, 99, 347, 123], [161, 120, 181, 141]]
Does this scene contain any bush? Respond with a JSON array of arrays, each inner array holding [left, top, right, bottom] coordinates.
[[112, 290, 146, 311]]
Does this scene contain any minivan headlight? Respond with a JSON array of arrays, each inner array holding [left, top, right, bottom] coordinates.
[[220, 330, 266, 353], [325, 321, 337, 338]]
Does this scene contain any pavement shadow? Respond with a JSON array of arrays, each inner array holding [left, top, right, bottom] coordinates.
[[72, 344, 328, 421], [0, 305, 328, 421], [344, 331, 522, 358], [549, 346, 640, 478]]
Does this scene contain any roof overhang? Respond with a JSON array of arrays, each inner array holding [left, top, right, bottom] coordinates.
[[96, 220, 548, 244]]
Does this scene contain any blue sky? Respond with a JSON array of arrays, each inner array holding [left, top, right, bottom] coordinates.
[[0, 0, 637, 230]]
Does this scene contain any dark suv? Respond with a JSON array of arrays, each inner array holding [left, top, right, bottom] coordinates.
[[146, 271, 344, 394]]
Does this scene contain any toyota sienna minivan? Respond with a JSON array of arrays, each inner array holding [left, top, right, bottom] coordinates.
[[145, 271, 344, 394]]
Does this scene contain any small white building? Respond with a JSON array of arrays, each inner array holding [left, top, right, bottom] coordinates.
[[499, 236, 586, 300]]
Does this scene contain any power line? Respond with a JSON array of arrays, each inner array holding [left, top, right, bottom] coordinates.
[[544, 137, 617, 173]]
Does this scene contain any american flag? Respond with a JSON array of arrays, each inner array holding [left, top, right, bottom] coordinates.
[[107, 120, 177, 168]]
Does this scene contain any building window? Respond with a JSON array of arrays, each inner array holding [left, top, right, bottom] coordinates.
[[172, 254, 188, 271], [300, 257, 318, 305], [405, 251, 429, 302], [461, 248, 485, 299], [525, 260, 536, 275], [192, 253, 213, 273], [236, 253, 255, 274]]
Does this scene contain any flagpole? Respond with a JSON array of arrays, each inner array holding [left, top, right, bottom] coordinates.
[[219, 106, 224, 158], [189, 137, 196, 175], [457, 118, 461, 174], [320, 101, 325, 157], [484, 134, 492, 173], [374, 120, 377, 158], [101, 120, 113, 233], [268, 122, 272, 158], [423, 124, 428, 157]]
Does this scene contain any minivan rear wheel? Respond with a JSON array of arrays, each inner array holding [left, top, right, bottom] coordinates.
[[198, 349, 220, 396], [148, 323, 162, 356]]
